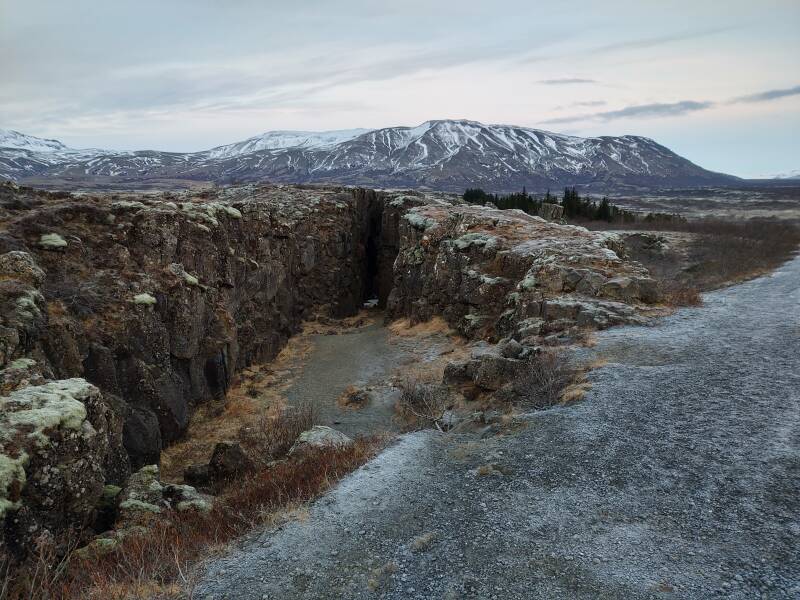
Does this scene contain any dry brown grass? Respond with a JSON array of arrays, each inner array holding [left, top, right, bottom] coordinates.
[[4, 439, 382, 600], [387, 316, 452, 337], [560, 381, 592, 404], [238, 403, 314, 466], [395, 372, 449, 431], [160, 337, 314, 482], [620, 218, 800, 306], [659, 281, 703, 307], [507, 351, 577, 410], [336, 385, 370, 409]]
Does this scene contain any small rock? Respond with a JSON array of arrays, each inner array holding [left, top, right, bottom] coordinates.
[[499, 339, 523, 358], [209, 441, 253, 480], [289, 426, 353, 456]]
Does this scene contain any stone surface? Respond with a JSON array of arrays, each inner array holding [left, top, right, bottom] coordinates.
[[0, 183, 400, 468], [116, 464, 210, 528], [387, 203, 657, 341], [184, 463, 212, 487], [193, 258, 800, 600], [0, 181, 661, 560], [0, 378, 129, 560], [208, 441, 253, 480], [289, 426, 353, 456]]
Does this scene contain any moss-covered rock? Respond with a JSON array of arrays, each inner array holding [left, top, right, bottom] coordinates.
[[0, 379, 129, 561]]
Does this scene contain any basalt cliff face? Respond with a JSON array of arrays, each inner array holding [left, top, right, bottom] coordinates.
[[0, 181, 656, 560], [387, 203, 657, 341]]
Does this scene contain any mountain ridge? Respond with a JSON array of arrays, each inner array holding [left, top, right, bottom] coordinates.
[[0, 121, 739, 192]]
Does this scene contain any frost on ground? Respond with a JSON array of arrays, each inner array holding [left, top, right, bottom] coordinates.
[[195, 256, 800, 600]]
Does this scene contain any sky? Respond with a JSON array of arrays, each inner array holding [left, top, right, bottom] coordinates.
[[1, 0, 798, 177]]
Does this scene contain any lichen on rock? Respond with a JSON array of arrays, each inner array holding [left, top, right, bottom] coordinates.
[[38, 233, 67, 249], [0, 378, 128, 560], [133, 292, 157, 305]]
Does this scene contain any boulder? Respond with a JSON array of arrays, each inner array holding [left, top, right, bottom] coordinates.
[[116, 464, 210, 529], [209, 441, 253, 480], [289, 426, 353, 456], [387, 202, 657, 342], [499, 338, 523, 359], [0, 379, 129, 560]]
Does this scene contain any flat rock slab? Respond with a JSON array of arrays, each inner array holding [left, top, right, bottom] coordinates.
[[195, 257, 800, 599]]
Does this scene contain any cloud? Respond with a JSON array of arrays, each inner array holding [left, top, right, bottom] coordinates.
[[572, 100, 607, 107], [732, 84, 800, 104], [597, 100, 714, 119], [519, 26, 738, 65], [539, 77, 597, 85], [544, 100, 714, 124], [589, 27, 737, 55], [545, 82, 800, 125]]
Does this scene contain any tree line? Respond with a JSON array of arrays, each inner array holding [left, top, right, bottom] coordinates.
[[463, 186, 683, 224]]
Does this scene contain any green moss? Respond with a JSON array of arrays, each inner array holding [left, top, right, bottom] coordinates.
[[453, 232, 498, 251], [0, 452, 28, 519], [3, 379, 93, 449], [38, 233, 68, 249], [119, 499, 162, 513], [133, 293, 156, 306], [404, 212, 436, 231], [519, 274, 537, 290]]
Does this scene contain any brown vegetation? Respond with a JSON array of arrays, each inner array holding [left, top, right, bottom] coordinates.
[[506, 351, 577, 410], [238, 403, 314, 465], [3, 437, 382, 600], [396, 373, 449, 431], [601, 218, 800, 306]]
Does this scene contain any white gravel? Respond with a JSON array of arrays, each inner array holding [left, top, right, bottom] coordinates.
[[194, 256, 800, 599]]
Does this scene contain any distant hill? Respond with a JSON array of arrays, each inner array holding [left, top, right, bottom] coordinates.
[[0, 120, 740, 192]]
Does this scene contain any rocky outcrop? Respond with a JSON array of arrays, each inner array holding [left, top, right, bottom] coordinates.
[[0, 180, 660, 559], [0, 182, 390, 468], [0, 182, 655, 470], [0, 379, 129, 561], [386, 203, 658, 343]]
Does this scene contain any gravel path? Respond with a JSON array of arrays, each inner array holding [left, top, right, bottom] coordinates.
[[195, 257, 800, 599], [283, 322, 410, 438]]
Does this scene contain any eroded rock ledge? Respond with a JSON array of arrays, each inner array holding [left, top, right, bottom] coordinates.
[[387, 203, 657, 341], [0, 181, 657, 560]]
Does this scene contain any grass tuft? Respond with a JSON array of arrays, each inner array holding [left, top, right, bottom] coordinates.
[[3, 435, 381, 600]]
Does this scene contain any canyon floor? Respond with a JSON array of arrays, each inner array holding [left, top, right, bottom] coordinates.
[[193, 255, 800, 600]]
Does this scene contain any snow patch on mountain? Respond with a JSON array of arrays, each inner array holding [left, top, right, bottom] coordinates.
[[772, 169, 800, 180], [207, 129, 370, 159], [0, 129, 71, 153]]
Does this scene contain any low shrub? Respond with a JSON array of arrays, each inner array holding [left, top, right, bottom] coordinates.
[[506, 351, 576, 410], [237, 403, 314, 465], [396, 376, 449, 430], [2, 438, 381, 600]]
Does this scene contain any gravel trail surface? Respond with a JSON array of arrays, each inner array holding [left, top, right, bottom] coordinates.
[[283, 322, 409, 437], [195, 257, 800, 599]]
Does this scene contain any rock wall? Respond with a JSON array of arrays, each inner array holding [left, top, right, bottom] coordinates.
[[386, 203, 658, 342], [0, 181, 658, 561], [0, 183, 393, 469]]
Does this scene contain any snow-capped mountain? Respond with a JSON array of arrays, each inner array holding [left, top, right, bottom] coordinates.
[[0, 129, 73, 153], [0, 129, 107, 180], [206, 129, 370, 159], [0, 120, 738, 191], [772, 169, 800, 180]]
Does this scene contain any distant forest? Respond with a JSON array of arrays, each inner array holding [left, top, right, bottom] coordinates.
[[463, 187, 683, 224]]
